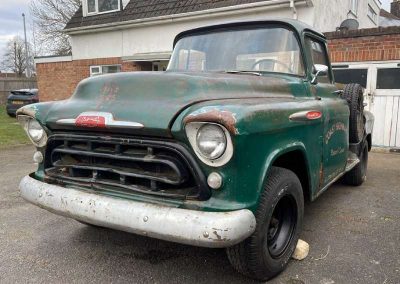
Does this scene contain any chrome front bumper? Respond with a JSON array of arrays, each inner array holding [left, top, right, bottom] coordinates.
[[19, 175, 256, 248]]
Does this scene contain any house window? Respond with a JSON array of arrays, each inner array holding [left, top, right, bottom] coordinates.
[[333, 68, 368, 88], [90, 65, 121, 76], [367, 5, 378, 23], [377, 68, 400, 89], [350, 0, 359, 15], [86, 0, 120, 15]]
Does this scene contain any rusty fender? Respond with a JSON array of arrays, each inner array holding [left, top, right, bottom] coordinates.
[[19, 175, 256, 248]]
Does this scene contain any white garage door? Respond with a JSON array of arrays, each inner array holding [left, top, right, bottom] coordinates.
[[333, 62, 400, 148]]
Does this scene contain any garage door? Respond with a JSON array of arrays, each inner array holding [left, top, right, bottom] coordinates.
[[333, 62, 400, 148]]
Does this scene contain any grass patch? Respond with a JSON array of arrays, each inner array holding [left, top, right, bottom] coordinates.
[[0, 106, 29, 148]]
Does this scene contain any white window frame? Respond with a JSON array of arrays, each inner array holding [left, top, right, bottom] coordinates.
[[90, 65, 122, 76], [84, 0, 121, 16], [90, 65, 102, 76], [350, 0, 359, 16], [367, 4, 378, 24]]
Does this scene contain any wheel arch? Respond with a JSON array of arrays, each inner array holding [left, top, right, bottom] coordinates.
[[259, 144, 312, 204]]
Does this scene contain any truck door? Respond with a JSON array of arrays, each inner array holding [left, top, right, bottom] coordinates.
[[305, 36, 349, 189]]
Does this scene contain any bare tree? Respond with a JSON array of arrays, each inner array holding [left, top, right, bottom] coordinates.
[[30, 0, 81, 56], [0, 36, 34, 77]]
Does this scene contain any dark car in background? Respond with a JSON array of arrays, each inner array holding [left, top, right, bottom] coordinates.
[[6, 89, 39, 117]]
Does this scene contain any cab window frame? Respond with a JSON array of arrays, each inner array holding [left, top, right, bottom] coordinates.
[[304, 34, 333, 84]]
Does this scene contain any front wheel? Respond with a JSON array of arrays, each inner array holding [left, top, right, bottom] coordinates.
[[226, 167, 304, 281]]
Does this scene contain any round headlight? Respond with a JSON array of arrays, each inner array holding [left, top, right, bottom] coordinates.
[[196, 124, 227, 160], [28, 119, 45, 142]]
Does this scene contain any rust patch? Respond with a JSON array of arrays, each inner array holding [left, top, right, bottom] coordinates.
[[96, 82, 120, 109], [184, 109, 238, 135], [319, 164, 324, 189], [16, 106, 37, 117]]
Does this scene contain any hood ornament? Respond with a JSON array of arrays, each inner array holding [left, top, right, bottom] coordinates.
[[56, 112, 144, 129]]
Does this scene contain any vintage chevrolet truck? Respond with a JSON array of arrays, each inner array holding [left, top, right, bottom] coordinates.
[[17, 19, 373, 281]]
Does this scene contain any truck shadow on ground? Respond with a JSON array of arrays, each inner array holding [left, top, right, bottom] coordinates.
[[63, 182, 361, 284]]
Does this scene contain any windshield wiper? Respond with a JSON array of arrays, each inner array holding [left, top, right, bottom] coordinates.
[[223, 70, 263, 76]]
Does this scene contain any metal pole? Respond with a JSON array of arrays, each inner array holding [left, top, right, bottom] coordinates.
[[22, 13, 30, 78]]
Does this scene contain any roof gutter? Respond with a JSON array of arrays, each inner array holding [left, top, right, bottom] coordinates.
[[64, 0, 312, 35]]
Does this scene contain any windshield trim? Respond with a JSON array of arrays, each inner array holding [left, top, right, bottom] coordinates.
[[170, 23, 308, 78]]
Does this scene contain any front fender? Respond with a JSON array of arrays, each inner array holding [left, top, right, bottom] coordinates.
[[171, 98, 323, 213]]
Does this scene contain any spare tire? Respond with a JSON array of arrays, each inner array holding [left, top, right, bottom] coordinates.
[[343, 84, 365, 143]]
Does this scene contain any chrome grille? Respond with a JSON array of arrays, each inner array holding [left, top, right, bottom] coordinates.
[[44, 135, 210, 200]]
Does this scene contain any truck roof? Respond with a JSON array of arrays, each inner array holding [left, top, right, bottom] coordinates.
[[174, 19, 325, 46]]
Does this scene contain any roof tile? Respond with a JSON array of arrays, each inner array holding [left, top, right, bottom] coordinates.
[[65, 0, 271, 30]]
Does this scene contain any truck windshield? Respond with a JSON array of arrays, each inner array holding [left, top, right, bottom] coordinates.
[[168, 26, 304, 76]]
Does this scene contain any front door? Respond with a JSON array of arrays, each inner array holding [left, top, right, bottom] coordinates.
[[305, 35, 349, 189]]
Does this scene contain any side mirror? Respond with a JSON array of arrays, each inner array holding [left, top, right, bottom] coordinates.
[[311, 64, 329, 84]]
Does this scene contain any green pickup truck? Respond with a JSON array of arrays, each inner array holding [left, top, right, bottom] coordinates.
[[17, 19, 373, 281]]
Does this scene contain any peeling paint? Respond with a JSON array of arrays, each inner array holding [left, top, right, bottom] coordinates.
[[96, 82, 120, 109]]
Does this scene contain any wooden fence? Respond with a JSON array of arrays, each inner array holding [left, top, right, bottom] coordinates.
[[0, 78, 37, 105]]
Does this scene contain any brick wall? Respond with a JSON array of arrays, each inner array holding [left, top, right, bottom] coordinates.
[[326, 26, 400, 63], [36, 57, 140, 101]]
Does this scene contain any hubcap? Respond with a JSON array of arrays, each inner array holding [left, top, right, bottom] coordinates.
[[266, 195, 297, 258]]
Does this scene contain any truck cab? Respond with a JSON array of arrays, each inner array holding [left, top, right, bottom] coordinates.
[[17, 19, 373, 281]]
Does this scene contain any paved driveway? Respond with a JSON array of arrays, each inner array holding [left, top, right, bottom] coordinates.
[[0, 146, 399, 284]]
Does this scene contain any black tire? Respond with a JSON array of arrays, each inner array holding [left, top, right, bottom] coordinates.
[[7, 112, 16, 118], [344, 140, 369, 186], [226, 167, 304, 281], [343, 83, 365, 143]]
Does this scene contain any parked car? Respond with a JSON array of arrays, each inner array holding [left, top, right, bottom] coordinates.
[[6, 89, 39, 117], [16, 20, 373, 281]]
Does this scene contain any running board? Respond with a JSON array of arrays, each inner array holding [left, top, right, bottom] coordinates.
[[345, 153, 360, 173], [315, 153, 360, 199]]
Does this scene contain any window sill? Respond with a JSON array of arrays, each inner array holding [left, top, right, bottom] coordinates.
[[85, 9, 121, 17], [367, 15, 377, 25], [348, 10, 358, 18]]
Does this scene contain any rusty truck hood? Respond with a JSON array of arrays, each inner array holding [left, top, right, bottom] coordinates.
[[29, 72, 301, 137]]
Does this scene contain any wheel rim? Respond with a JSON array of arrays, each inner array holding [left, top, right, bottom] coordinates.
[[266, 195, 297, 258]]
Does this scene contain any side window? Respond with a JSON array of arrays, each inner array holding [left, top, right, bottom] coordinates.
[[305, 37, 332, 83]]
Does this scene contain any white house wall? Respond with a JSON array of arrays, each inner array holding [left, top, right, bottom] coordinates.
[[71, 6, 314, 60], [313, 0, 380, 31]]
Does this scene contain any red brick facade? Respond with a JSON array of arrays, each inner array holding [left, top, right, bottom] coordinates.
[[36, 58, 140, 101], [326, 26, 400, 63]]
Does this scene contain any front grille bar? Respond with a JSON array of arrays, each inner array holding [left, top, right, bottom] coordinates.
[[44, 134, 211, 200]]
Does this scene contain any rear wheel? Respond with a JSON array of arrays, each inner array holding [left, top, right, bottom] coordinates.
[[226, 167, 304, 281], [344, 140, 369, 186]]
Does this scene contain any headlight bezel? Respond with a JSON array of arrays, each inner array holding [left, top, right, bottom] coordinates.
[[17, 115, 48, 147], [185, 122, 233, 167]]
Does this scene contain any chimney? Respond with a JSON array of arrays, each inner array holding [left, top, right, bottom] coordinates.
[[391, 0, 400, 18]]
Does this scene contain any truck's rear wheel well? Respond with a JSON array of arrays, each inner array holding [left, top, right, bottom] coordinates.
[[272, 151, 310, 201]]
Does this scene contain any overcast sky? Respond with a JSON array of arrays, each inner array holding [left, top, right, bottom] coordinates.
[[0, 0, 395, 64]]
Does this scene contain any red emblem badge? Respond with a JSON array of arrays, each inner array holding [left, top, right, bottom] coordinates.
[[75, 115, 106, 128]]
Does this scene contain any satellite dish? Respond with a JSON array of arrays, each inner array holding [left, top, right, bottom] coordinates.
[[339, 19, 360, 31]]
